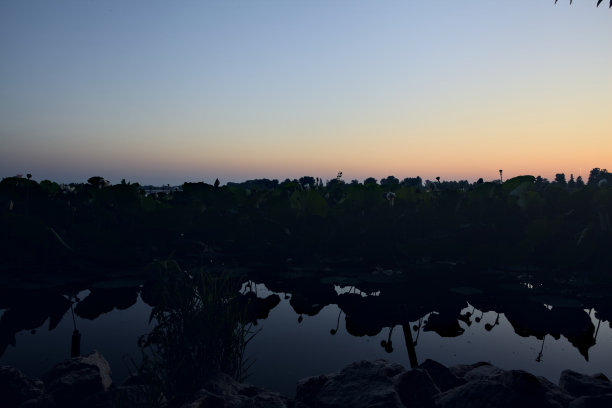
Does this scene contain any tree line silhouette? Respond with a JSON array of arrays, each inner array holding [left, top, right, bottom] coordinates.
[[1, 168, 611, 279]]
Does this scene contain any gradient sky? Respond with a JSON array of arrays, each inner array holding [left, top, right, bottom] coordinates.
[[1, 1, 610, 185]]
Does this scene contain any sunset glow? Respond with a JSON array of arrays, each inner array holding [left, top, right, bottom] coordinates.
[[1, 1, 610, 185]]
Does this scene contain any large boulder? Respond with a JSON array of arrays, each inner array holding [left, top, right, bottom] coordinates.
[[41, 350, 112, 406], [419, 359, 466, 392], [495, 370, 573, 408], [559, 370, 612, 398], [435, 380, 521, 408], [184, 372, 296, 408], [81, 385, 150, 408], [0, 366, 44, 408], [436, 368, 573, 408], [295, 360, 405, 408], [394, 368, 440, 408], [450, 361, 505, 381]]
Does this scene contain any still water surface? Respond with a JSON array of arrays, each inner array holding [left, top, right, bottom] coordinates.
[[1, 280, 611, 397]]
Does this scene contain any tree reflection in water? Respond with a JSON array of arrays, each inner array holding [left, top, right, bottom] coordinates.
[[1, 264, 611, 399]]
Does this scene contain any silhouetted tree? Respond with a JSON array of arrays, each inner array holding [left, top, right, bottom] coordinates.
[[87, 176, 108, 188], [364, 177, 378, 186], [401, 177, 422, 188], [299, 176, 316, 188], [535, 176, 549, 185], [555, 173, 567, 187], [425, 180, 437, 190], [380, 175, 399, 186], [588, 168, 609, 186], [440, 180, 470, 191], [326, 177, 345, 187], [568, 174, 576, 189], [576, 176, 585, 187]]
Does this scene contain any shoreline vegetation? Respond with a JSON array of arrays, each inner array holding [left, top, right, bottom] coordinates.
[[1, 169, 611, 281], [1, 169, 612, 406]]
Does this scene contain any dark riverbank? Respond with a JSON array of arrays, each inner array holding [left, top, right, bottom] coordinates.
[[3, 351, 612, 407]]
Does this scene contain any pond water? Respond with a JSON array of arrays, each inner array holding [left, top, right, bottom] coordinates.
[[1, 272, 611, 397], [244, 283, 612, 396]]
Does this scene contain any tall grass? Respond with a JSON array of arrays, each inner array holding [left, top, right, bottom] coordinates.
[[136, 261, 257, 406]]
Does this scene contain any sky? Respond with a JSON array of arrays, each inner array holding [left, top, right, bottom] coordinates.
[[1, 1, 610, 185]]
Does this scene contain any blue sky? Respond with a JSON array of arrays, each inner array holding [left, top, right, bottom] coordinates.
[[1, 1, 610, 185]]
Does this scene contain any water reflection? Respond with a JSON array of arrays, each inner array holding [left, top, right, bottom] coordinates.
[[1, 267, 611, 396], [0, 288, 71, 357], [239, 270, 611, 382], [68, 295, 80, 357]]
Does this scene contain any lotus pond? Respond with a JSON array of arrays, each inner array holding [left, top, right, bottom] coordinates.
[[1, 265, 611, 397]]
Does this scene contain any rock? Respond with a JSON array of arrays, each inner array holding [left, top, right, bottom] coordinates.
[[41, 350, 112, 406], [448, 361, 497, 379], [494, 370, 573, 408], [82, 385, 150, 408], [183, 389, 227, 408], [21, 385, 150, 408], [436, 379, 515, 408], [569, 394, 612, 408], [459, 362, 506, 382], [437, 369, 573, 408], [0, 366, 44, 408], [184, 372, 295, 408], [394, 368, 440, 408], [435, 380, 520, 408], [419, 359, 466, 392], [295, 360, 405, 408], [559, 370, 612, 398], [295, 374, 328, 405]]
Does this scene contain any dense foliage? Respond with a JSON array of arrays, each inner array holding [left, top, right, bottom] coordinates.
[[1, 170, 611, 277]]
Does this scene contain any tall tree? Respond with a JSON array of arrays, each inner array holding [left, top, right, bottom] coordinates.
[[587, 168, 609, 185], [380, 176, 400, 186], [568, 174, 576, 189], [401, 177, 423, 188], [555, 173, 567, 187], [364, 177, 378, 186]]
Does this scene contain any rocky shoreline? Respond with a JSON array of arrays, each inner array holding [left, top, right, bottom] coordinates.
[[2, 351, 612, 408]]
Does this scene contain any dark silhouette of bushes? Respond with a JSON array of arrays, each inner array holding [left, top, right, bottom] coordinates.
[[1, 171, 611, 279]]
